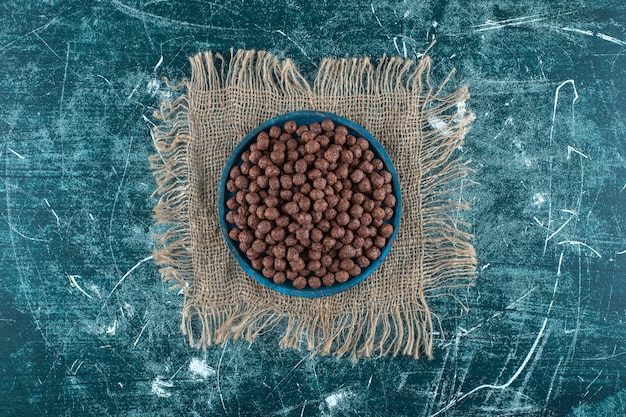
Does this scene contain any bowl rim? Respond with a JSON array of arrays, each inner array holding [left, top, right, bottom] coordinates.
[[217, 110, 403, 298]]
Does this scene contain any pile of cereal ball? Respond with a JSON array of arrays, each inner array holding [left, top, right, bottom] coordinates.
[[225, 119, 396, 290]]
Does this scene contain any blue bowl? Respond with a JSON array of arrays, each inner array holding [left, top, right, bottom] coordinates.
[[218, 111, 402, 298]]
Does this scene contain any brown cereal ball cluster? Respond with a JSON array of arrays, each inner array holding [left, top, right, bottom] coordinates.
[[225, 119, 396, 289]]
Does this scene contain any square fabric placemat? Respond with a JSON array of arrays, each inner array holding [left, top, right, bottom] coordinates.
[[151, 49, 475, 359]]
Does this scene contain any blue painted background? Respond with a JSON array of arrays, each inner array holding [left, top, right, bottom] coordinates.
[[1, 1, 624, 416]]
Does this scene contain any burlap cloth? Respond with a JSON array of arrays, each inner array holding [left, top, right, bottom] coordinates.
[[151, 49, 476, 359]]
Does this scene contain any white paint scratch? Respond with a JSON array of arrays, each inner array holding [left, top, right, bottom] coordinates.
[[217, 340, 228, 412], [153, 55, 164, 72], [325, 390, 350, 408], [559, 27, 626, 46], [505, 286, 538, 310], [428, 116, 452, 136], [151, 378, 173, 398], [428, 116, 447, 130], [567, 145, 589, 159], [106, 319, 117, 335], [68, 359, 85, 375], [146, 78, 160, 95], [549, 80, 578, 146], [585, 370, 603, 392], [168, 362, 187, 381], [33, 31, 61, 60], [96, 74, 112, 86], [142, 114, 157, 128], [545, 213, 576, 244], [189, 358, 216, 379], [59, 42, 70, 117], [127, 80, 141, 100], [67, 274, 93, 299], [5, 220, 48, 242], [545, 355, 564, 405], [393, 36, 401, 56], [557, 250, 564, 276], [371, 3, 383, 28], [581, 350, 626, 361], [474, 14, 547, 32], [107, 255, 154, 299], [532, 193, 546, 207], [397, 372, 409, 390], [7, 148, 24, 159], [557, 240, 602, 258], [44, 198, 60, 227], [132, 319, 150, 349], [595, 32, 626, 45]]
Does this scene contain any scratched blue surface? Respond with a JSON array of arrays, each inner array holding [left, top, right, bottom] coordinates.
[[1, 1, 625, 416]]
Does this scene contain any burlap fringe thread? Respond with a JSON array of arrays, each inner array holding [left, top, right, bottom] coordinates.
[[151, 50, 476, 360]]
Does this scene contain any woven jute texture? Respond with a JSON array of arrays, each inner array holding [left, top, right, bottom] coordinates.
[[151, 49, 476, 359]]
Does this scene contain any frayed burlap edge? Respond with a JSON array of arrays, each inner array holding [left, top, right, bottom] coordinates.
[[150, 49, 476, 360], [151, 81, 193, 293]]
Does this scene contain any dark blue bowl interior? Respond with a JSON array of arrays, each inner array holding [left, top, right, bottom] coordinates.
[[218, 111, 402, 298]]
